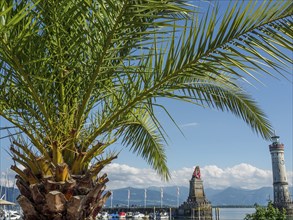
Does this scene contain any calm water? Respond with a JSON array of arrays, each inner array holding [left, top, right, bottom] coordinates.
[[214, 208, 255, 220], [174, 208, 254, 220]]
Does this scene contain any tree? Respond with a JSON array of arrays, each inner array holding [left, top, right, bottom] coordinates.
[[0, 0, 292, 219], [244, 202, 287, 220]]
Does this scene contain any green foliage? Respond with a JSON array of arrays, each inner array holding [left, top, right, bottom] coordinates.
[[0, 0, 292, 180], [1, 1, 292, 218], [244, 202, 287, 220]]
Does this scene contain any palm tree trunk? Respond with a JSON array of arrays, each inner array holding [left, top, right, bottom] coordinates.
[[16, 170, 110, 219]]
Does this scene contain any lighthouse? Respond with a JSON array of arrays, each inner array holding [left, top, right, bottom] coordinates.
[[269, 135, 293, 217]]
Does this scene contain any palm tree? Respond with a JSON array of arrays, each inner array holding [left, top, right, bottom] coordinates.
[[0, 0, 292, 219]]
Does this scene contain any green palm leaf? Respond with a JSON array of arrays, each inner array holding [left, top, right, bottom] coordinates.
[[120, 109, 169, 180], [0, 0, 292, 218]]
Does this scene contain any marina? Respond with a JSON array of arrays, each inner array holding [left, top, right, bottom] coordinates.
[[0, 206, 251, 220], [0, 209, 21, 220], [98, 207, 255, 220]]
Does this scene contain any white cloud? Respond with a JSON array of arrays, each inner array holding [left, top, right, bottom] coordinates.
[[180, 122, 199, 128], [201, 163, 273, 190], [103, 163, 293, 190], [1, 163, 292, 192], [103, 164, 164, 190]]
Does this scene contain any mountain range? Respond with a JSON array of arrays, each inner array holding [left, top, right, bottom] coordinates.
[[104, 186, 293, 207], [1, 185, 292, 207]]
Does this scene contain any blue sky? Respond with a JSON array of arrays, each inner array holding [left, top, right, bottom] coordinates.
[[103, 1, 293, 189], [103, 72, 292, 190], [0, 1, 292, 191]]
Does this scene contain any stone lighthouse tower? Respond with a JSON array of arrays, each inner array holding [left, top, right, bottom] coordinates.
[[269, 135, 293, 217]]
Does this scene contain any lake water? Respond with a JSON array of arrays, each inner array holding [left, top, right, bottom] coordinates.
[[174, 208, 254, 219], [214, 208, 255, 220]]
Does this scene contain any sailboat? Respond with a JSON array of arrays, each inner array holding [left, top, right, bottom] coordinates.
[[0, 172, 22, 220]]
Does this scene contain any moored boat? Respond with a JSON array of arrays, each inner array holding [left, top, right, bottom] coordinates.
[[109, 212, 119, 218], [119, 211, 126, 218], [3, 210, 22, 220], [97, 211, 109, 219], [133, 211, 145, 218], [157, 211, 169, 219], [126, 212, 133, 218], [0, 209, 4, 220], [142, 214, 149, 219]]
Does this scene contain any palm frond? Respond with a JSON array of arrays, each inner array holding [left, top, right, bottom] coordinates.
[[120, 109, 170, 180], [1, 0, 292, 180]]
